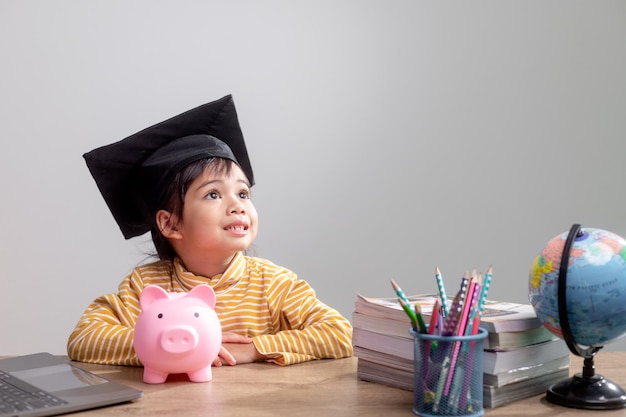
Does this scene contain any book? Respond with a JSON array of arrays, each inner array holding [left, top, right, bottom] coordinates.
[[355, 293, 542, 333], [353, 292, 571, 408], [353, 327, 569, 375], [483, 339, 569, 375], [478, 301, 541, 333], [352, 311, 413, 340], [354, 346, 415, 371], [482, 355, 570, 387], [353, 327, 413, 361], [356, 357, 414, 391], [356, 351, 570, 408], [355, 345, 570, 388], [353, 309, 557, 350], [484, 326, 557, 350], [355, 293, 440, 322], [483, 368, 570, 408]]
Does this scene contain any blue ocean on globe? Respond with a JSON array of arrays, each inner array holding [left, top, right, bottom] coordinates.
[[529, 228, 626, 347]]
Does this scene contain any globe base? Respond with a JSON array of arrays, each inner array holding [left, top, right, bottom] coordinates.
[[546, 373, 626, 410]]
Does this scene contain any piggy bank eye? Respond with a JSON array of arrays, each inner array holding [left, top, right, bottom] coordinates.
[[194, 312, 199, 318], [157, 313, 163, 319]]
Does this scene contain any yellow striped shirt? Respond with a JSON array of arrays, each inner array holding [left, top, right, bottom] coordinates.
[[67, 252, 353, 366]]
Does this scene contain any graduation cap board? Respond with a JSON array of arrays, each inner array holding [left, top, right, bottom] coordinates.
[[83, 94, 254, 239]]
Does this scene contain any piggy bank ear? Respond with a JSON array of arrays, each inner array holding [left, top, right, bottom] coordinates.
[[187, 284, 216, 309], [140, 285, 170, 310]]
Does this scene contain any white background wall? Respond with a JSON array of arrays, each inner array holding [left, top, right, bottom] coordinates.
[[2, 1, 626, 355]]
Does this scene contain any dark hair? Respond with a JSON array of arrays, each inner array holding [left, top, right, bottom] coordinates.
[[151, 157, 236, 260]]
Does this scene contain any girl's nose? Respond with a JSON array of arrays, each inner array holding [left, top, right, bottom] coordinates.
[[228, 198, 246, 214]]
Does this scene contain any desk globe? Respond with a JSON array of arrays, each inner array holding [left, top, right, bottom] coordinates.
[[529, 224, 626, 409]]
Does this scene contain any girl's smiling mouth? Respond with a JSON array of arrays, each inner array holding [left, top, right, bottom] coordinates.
[[225, 222, 249, 234]]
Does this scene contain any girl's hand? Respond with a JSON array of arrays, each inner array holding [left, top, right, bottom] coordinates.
[[212, 333, 258, 366]]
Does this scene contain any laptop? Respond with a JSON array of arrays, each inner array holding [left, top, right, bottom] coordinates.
[[0, 352, 143, 417]]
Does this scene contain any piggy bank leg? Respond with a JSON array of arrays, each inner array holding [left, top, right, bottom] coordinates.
[[143, 367, 169, 384], [187, 366, 212, 383]]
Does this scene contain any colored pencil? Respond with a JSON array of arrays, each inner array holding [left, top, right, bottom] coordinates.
[[444, 278, 480, 395], [428, 300, 441, 335], [463, 274, 482, 336], [398, 297, 418, 330], [435, 267, 449, 317], [390, 279, 410, 305], [442, 272, 468, 336], [477, 266, 492, 317], [414, 302, 428, 334]]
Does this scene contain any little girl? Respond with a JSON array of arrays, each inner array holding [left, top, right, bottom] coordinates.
[[68, 95, 353, 366]]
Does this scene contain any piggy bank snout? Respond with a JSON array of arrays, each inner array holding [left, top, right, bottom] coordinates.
[[160, 326, 199, 353]]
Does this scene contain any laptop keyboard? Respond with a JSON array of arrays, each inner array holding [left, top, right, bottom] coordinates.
[[0, 370, 68, 415]]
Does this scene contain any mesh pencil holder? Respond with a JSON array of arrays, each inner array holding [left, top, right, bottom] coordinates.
[[411, 328, 488, 417]]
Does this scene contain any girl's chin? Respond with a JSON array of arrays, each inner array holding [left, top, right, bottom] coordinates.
[[227, 240, 254, 252]]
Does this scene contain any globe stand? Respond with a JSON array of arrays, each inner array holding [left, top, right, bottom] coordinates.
[[546, 224, 626, 410], [547, 354, 626, 410]]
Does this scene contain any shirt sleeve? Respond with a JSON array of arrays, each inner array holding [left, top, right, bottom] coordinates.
[[250, 272, 353, 366], [66, 270, 144, 365]]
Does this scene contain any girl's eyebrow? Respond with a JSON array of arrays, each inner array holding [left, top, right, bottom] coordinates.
[[194, 178, 250, 192], [194, 179, 222, 191]]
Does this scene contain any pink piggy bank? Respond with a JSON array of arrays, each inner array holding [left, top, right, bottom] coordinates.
[[133, 284, 222, 384]]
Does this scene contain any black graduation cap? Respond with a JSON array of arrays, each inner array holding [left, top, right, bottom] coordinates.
[[83, 94, 254, 239]]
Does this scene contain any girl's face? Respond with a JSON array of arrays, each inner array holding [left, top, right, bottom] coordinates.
[[173, 162, 258, 262]]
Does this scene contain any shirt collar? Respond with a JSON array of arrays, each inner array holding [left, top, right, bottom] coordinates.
[[172, 252, 245, 294]]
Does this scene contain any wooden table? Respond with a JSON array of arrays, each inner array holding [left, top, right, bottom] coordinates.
[[67, 353, 626, 416]]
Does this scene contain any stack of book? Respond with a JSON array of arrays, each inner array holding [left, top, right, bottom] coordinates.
[[352, 293, 570, 408]]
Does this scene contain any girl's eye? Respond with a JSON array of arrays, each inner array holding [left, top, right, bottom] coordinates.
[[239, 190, 250, 199], [205, 191, 220, 200]]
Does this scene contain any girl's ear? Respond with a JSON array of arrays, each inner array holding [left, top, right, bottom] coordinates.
[[156, 210, 182, 240]]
